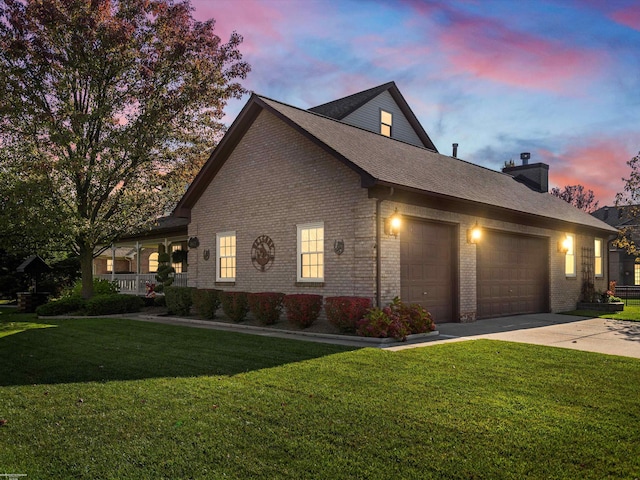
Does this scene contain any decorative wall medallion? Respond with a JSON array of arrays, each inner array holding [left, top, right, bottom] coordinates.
[[188, 236, 200, 248], [334, 239, 344, 255], [203, 249, 210, 261], [251, 235, 275, 272]]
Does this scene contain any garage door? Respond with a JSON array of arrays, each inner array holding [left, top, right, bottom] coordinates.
[[400, 220, 456, 323], [477, 231, 549, 319]]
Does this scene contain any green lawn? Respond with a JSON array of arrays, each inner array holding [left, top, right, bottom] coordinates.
[[1, 309, 639, 479], [563, 304, 640, 321]]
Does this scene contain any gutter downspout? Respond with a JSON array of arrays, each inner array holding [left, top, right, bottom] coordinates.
[[375, 187, 394, 307]]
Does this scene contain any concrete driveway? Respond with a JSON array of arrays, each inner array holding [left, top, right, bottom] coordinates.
[[389, 313, 640, 359]]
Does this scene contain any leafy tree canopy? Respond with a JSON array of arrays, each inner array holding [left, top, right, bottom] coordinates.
[[614, 151, 640, 255], [550, 184, 600, 213], [0, 0, 250, 297]]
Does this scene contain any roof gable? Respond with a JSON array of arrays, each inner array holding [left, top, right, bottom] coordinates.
[[309, 82, 438, 151], [175, 92, 616, 234]]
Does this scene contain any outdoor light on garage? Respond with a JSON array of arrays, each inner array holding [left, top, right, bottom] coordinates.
[[558, 235, 572, 253], [385, 208, 402, 237], [467, 222, 482, 244]]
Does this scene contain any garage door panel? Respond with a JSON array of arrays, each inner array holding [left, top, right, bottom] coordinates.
[[401, 220, 456, 323], [477, 231, 549, 319]]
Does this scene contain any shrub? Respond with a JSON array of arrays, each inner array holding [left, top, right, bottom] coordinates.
[[164, 286, 194, 316], [154, 253, 174, 293], [356, 297, 435, 340], [248, 292, 285, 325], [84, 294, 144, 316], [356, 307, 410, 340], [154, 295, 166, 307], [71, 278, 119, 297], [192, 289, 222, 319], [36, 296, 86, 316], [324, 296, 372, 333], [220, 291, 250, 323], [283, 294, 323, 328]]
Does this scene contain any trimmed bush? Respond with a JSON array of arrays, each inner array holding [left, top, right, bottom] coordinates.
[[283, 294, 323, 328], [36, 296, 86, 316], [325, 296, 372, 333], [248, 292, 285, 325], [356, 297, 435, 341], [164, 287, 194, 316], [192, 289, 222, 319], [154, 295, 166, 307], [84, 294, 144, 316], [71, 278, 119, 297], [220, 291, 249, 323]]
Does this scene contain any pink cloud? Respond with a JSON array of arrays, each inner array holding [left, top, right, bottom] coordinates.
[[610, 5, 640, 31], [400, 0, 606, 93], [541, 137, 637, 204]]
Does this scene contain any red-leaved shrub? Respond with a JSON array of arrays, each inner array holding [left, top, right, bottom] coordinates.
[[283, 294, 323, 328], [247, 292, 285, 325], [324, 296, 372, 333], [220, 291, 249, 323], [356, 297, 434, 341]]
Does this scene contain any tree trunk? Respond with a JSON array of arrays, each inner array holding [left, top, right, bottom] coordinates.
[[79, 243, 95, 299]]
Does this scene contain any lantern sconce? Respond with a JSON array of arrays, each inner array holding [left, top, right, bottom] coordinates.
[[558, 235, 571, 253], [384, 208, 402, 237], [467, 222, 482, 244]]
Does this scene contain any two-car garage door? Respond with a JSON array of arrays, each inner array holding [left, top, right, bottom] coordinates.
[[400, 219, 549, 322]]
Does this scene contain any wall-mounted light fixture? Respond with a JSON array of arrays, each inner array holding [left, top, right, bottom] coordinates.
[[558, 235, 571, 253], [384, 208, 402, 237], [467, 222, 482, 244]]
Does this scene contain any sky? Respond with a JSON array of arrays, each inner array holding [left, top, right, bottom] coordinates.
[[191, 0, 640, 206]]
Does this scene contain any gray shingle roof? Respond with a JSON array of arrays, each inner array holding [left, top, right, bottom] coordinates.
[[260, 96, 617, 234], [308, 82, 395, 119]]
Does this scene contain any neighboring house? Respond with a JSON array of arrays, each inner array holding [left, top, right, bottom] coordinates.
[[93, 216, 190, 294], [592, 205, 640, 286], [166, 81, 614, 322]]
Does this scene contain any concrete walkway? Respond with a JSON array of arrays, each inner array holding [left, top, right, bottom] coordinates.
[[388, 313, 640, 359]]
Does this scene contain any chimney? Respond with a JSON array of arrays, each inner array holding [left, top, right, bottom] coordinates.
[[452, 143, 458, 158], [502, 153, 549, 193]]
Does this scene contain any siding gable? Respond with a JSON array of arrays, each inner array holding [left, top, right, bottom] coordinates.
[[341, 90, 424, 148]]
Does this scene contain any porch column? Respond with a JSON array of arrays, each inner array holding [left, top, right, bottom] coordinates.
[[111, 245, 116, 282], [136, 241, 141, 294]]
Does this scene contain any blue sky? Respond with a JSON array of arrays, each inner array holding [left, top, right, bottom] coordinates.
[[192, 0, 640, 205]]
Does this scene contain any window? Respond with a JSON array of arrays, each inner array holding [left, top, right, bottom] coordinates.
[[594, 238, 603, 278], [380, 109, 392, 137], [171, 244, 183, 274], [106, 258, 113, 273], [635, 265, 640, 286], [297, 222, 324, 282], [216, 232, 236, 281], [148, 252, 159, 273], [565, 234, 576, 277]]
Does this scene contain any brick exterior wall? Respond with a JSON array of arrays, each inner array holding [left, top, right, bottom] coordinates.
[[189, 110, 377, 301], [189, 109, 609, 321]]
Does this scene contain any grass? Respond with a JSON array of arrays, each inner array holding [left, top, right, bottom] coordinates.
[[1, 309, 639, 479], [563, 304, 640, 321]]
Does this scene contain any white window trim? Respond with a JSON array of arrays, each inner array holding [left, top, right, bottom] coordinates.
[[565, 234, 576, 277], [216, 231, 237, 282], [594, 238, 603, 278], [297, 222, 324, 283]]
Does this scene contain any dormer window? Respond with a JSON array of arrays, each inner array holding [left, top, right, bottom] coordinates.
[[380, 109, 392, 137]]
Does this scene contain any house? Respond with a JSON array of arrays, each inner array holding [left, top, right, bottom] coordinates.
[[592, 205, 639, 286], [155, 82, 615, 322], [93, 216, 190, 294]]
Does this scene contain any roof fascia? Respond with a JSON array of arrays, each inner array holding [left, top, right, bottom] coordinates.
[[368, 184, 618, 235]]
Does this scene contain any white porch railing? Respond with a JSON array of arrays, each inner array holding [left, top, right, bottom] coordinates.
[[95, 273, 188, 294]]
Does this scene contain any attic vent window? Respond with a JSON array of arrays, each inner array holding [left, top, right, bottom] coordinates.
[[380, 110, 392, 137]]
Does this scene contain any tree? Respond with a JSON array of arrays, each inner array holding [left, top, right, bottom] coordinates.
[[550, 184, 600, 213], [0, 0, 250, 297], [614, 151, 640, 255]]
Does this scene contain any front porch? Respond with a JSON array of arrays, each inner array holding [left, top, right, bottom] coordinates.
[[96, 273, 189, 295], [93, 216, 190, 295]]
